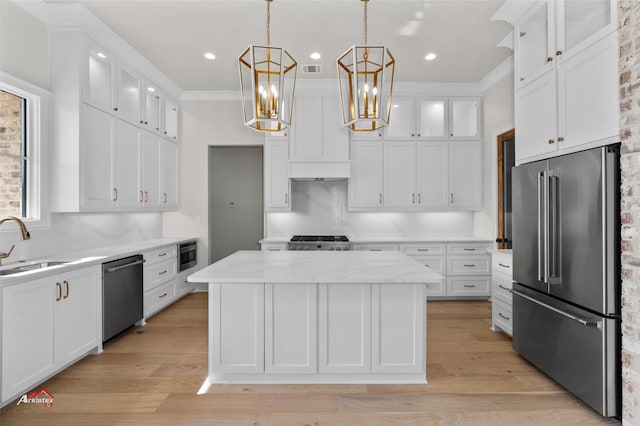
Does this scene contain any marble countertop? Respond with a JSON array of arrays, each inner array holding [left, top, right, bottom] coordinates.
[[188, 250, 443, 284], [487, 248, 513, 256], [0, 237, 197, 286], [260, 236, 493, 244]]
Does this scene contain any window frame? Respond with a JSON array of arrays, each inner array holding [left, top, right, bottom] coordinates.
[[0, 70, 50, 232]]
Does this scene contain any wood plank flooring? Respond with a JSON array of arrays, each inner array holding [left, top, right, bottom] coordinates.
[[0, 293, 620, 425]]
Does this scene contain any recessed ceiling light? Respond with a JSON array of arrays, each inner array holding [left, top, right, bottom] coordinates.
[[147, 87, 156, 92], [425, 53, 437, 61], [310, 52, 321, 60], [204, 52, 216, 60], [97, 52, 106, 59]]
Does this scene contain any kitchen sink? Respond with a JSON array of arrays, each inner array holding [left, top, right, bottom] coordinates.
[[0, 261, 72, 276]]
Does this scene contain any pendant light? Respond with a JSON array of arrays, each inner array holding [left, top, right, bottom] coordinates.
[[337, 0, 395, 132], [239, 0, 297, 132]]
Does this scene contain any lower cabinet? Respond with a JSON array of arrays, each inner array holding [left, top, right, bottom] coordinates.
[[1, 266, 100, 405], [491, 251, 514, 336], [143, 244, 178, 318], [209, 282, 425, 380]]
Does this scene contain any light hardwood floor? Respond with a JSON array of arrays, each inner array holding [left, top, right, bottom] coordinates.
[[0, 292, 620, 425]]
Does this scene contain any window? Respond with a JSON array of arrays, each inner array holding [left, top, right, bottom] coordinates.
[[0, 71, 48, 229]]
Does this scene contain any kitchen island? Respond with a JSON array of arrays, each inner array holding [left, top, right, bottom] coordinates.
[[188, 250, 442, 384]]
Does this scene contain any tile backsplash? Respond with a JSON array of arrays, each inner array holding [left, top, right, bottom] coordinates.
[[266, 180, 474, 238]]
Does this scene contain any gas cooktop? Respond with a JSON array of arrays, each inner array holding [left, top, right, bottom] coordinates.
[[290, 235, 349, 242], [287, 235, 351, 251]]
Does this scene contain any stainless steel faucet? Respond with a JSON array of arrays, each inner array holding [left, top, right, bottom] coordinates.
[[0, 216, 31, 265]]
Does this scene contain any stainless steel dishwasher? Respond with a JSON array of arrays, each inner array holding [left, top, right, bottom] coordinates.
[[102, 255, 144, 342]]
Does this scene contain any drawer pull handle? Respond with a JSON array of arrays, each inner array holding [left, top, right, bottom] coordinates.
[[463, 264, 476, 267], [159, 252, 167, 257], [159, 270, 167, 275], [463, 284, 476, 288], [63, 280, 69, 299], [159, 292, 168, 298], [56, 282, 62, 302], [498, 313, 510, 320], [370, 248, 382, 251], [463, 248, 476, 251], [268, 248, 281, 251], [417, 248, 429, 252], [498, 263, 510, 268], [498, 284, 512, 293]]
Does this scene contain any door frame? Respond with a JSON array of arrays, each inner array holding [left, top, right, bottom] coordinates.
[[496, 129, 515, 249]]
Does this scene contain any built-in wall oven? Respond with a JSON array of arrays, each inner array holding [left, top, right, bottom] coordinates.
[[178, 240, 197, 272]]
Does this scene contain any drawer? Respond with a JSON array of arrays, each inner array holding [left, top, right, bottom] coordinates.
[[492, 272, 513, 305], [425, 280, 446, 297], [352, 244, 400, 251], [492, 254, 513, 275], [411, 256, 446, 275], [144, 258, 177, 291], [492, 298, 513, 336], [145, 279, 176, 316], [402, 244, 446, 256], [447, 243, 491, 255], [261, 243, 288, 252], [446, 276, 491, 296], [144, 245, 177, 265], [447, 255, 491, 275]]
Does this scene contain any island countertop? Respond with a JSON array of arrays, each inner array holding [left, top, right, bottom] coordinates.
[[188, 250, 443, 284]]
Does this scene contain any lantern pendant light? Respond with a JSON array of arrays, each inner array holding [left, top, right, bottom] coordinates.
[[337, 0, 395, 132], [239, 0, 297, 132]]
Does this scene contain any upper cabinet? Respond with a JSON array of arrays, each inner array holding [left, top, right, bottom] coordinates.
[[509, 0, 618, 163], [49, 29, 181, 212], [386, 96, 481, 141]]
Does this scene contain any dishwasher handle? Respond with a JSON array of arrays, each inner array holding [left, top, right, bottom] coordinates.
[[106, 259, 145, 273]]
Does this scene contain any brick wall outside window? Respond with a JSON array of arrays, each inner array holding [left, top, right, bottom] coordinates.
[[0, 89, 24, 217]]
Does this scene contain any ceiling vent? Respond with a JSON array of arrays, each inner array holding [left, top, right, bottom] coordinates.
[[302, 64, 323, 74]]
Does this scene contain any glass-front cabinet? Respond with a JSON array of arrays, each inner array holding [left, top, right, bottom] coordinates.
[[417, 97, 447, 139]]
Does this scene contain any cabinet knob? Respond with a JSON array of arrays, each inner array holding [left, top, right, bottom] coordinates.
[[164, 131, 168, 135], [417, 133, 421, 137], [556, 50, 563, 56], [557, 136, 564, 142], [411, 133, 415, 137], [520, 77, 525, 82], [548, 139, 555, 144], [145, 121, 149, 125], [546, 57, 553, 63], [450, 133, 454, 137], [140, 120, 144, 124], [113, 107, 118, 112]]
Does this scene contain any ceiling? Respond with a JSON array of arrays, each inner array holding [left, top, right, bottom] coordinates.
[[44, 0, 512, 91]]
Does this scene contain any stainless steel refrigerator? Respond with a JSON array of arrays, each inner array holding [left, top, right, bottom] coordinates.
[[512, 144, 621, 418]]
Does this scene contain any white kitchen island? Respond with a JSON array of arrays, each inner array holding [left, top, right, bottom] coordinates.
[[188, 250, 443, 384]]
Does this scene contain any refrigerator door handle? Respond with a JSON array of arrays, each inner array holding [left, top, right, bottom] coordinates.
[[512, 289, 600, 328], [548, 173, 561, 284], [537, 171, 545, 283]]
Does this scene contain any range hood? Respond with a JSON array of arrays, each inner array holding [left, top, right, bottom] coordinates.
[[289, 160, 351, 179]]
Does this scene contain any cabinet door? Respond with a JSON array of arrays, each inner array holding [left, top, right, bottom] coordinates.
[[55, 267, 100, 364], [515, 71, 558, 162], [82, 105, 116, 210], [385, 97, 416, 140], [163, 97, 178, 141], [322, 95, 350, 160], [209, 283, 264, 374], [557, 0, 615, 62], [449, 98, 480, 139], [142, 81, 161, 132], [2, 278, 55, 401], [371, 284, 424, 373], [515, 1, 554, 88], [265, 284, 317, 373], [264, 139, 291, 211], [85, 42, 115, 113], [117, 64, 141, 125], [318, 283, 371, 373], [417, 97, 448, 139], [139, 132, 161, 208], [416, 142, 448, 208], [383, 141, 416, 208], [349, 141, 384, 209], [449, 141, 482, 209], [115, 121, 142, 209], [558, 32, 619, 150], [290, 95, 322, 161], [160, 140, 179, 209]]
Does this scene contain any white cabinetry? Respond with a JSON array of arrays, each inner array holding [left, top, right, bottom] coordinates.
[[446, 243, 491, 297], [491, 251, 514, 336], [402, 244, 447, 297], [50, 30, 180, 212], [511, 0, 618, 163], [384, 141, 416, 208], [288, 95, 350, 178], [264, 139, 291, 211], [161, 140, 179, 208], [1, 266, 100, 405], [349, 141, 384, 209], [261, 242, 288, 252], [143, 244, 178, 317], [415, 97, 481, 140]]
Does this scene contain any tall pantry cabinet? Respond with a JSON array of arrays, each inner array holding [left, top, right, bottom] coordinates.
[[49, 29, 180, 212]]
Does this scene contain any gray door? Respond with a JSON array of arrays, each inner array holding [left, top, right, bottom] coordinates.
[[209, 147, 263, 263]]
